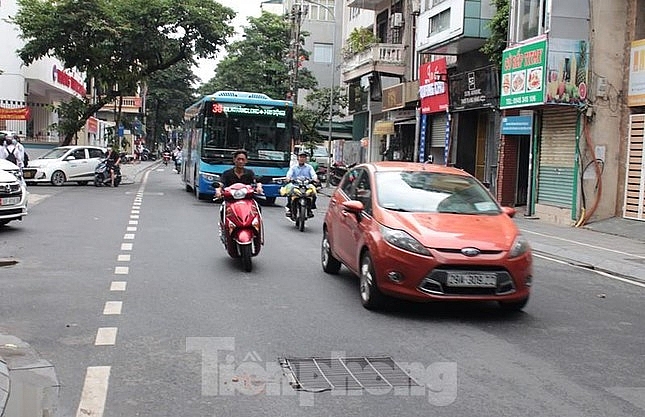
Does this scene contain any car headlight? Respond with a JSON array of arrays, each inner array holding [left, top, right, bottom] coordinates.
[[380, 225, 431, 256], [200, 172, 218, 183], [509, 234, 530, 258]]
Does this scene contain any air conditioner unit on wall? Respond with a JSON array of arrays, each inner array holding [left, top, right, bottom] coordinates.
[[390, 13, 403, 29]]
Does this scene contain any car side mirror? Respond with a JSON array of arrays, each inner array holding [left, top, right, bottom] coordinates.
[[342, 200, 364, 222], [65, 156, 76, 161], [501, 206, 516, 218]]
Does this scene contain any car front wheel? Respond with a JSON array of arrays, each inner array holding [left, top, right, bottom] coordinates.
[[51, 170, 66, 186], [360, 252, 384, 310]]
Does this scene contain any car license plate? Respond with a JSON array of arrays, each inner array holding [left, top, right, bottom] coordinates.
[[22, 170, 35, 179], [0, 196, 20, 206], [446, 272, 497, 287]]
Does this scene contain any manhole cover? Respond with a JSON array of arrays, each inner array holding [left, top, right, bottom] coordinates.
[[279, 356, 421, 392]]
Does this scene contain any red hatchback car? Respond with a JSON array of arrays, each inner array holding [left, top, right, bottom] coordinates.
[[321, 162, 533, 311]]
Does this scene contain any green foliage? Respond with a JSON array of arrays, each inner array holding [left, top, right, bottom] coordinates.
[[480, 0, 509, 65], [199, 11, 317, 100], [146, 61, 197, 147], [294, 86, 347, 143], [343, 27, 378, 58], [12, 0, 235, 145]]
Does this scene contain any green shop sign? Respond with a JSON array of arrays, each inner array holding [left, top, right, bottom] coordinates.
[[500, 37, 547, 109]]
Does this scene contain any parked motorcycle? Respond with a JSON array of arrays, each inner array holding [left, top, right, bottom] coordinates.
[[214, 182, 265, 272], [279, 177, 318, 232], [94, 159, 122, 187], [328, 162, 355, 186]]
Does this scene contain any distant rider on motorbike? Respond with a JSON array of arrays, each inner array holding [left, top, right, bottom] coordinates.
[[105, 148, 121, 187], [215, 149, 263, 220], [282, 151, 318, 218]]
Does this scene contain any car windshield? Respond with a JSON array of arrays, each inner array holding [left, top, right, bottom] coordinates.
[[375, 171, 501, 214], [39, 148, 70, 159]]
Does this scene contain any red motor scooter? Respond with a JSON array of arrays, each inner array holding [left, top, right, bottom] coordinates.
[[216, 183, 265, 272]]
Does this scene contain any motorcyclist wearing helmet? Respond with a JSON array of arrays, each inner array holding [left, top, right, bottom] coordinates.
[[281, 151, 318, 218]]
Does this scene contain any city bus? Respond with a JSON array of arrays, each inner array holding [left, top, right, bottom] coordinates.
[[182, 91, 294, 204]]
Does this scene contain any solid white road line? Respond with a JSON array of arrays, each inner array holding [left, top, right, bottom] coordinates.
[[110, 281, 127, 291], [103, 301, 123, 315], [117, 254, 131, 262], [76, 366, 111, 417], [95, 328, 118, 346], [534, 253, 645, 288]]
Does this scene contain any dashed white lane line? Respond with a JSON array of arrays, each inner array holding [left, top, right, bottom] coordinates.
[[121, 243, 133, 251], [76, 366, 111, 417], [95, 328, 118, 346], [126, 226, 137, 232], [131, 210, 140, 214], [117, 254, 131, 262], [129, 220, 138, 225], [123, 233, 135, 240], [130, 215, 140, 219], [114, 266, 129, 275], [103, 301, 123, 315], [110, 281, 127, 291]]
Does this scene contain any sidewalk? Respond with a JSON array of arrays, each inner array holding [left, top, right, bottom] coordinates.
[[513, 213, 645, 284]]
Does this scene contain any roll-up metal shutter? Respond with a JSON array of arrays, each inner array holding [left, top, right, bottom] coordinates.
[[430, 114, 446, 147], [624, 114, 645, 220], [536, 108, 578, 208]]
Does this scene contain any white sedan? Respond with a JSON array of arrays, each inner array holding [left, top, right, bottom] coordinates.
[[0, 165, 28, 226], [23, 145, 106, 186]]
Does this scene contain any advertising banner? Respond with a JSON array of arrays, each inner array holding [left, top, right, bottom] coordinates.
[[629, 39, 645, 107], [419, 58, 449, 114], [0, 107, 31, 121], [500, 37, 547, 109], [545, 38, 589, 106]]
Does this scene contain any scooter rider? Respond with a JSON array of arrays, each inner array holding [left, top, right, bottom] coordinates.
[[283, 151, 318, 218], [215, 149, 263, 221], [105, 147, 121, 187]]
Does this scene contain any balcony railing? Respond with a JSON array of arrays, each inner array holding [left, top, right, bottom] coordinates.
[[99, 96, 142, 114], [341, 43, 406, 80]]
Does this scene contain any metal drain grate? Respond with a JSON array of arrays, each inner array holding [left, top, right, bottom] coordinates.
[[279, 356, 421, 392]]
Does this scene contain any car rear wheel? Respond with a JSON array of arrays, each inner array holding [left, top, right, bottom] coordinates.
[[360, 252, 384, 310], [321, 229, 341, 274], [51, 170, 66, 186], [499, 296, 529, 312]]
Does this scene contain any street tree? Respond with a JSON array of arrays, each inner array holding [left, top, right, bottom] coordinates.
[[295, 86, 347, 147], [146, 61, 198, 150], [198, 11, 317, 100], [12, 0, 235, 145]]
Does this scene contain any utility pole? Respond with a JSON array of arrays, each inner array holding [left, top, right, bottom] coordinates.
[[289, 2, 306, 105]]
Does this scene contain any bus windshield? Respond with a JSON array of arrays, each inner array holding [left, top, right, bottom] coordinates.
[[202, 102, 291, 164]]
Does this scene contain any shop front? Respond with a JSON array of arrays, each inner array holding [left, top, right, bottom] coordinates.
[[499, 36, 588, 225]]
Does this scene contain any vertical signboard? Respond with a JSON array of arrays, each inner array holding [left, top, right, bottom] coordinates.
[[629, 39, 645, 107], [500, 37, 547, 109], [546, 39, 589, 105], [419, 58, 449, 114], [419, 114, 427, 162]]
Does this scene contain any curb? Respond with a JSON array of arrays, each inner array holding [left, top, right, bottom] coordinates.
[[0, 335, 60, 417]]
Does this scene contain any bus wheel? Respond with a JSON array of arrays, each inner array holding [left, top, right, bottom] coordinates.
[[263, 197, 276, 206]]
